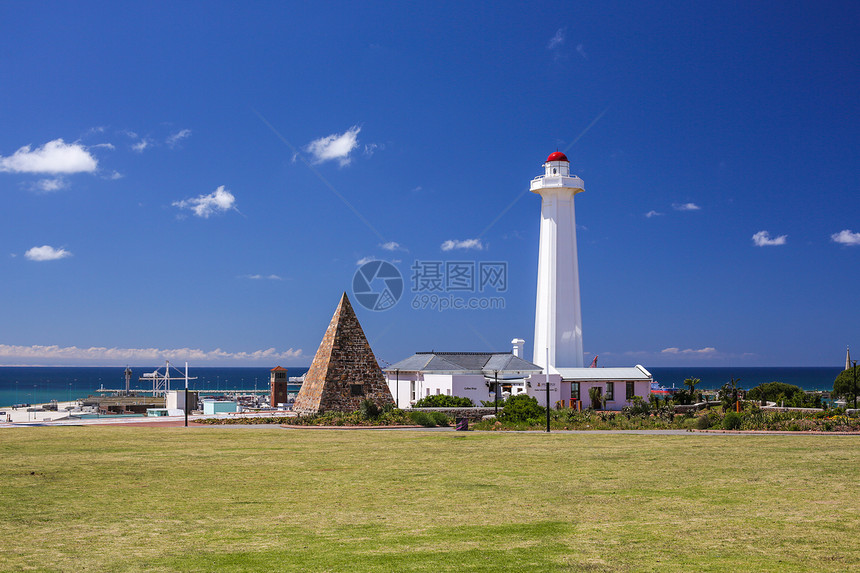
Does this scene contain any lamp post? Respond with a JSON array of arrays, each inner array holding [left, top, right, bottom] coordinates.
[[494, 370, 499, 416], [545, 348, 551, 433], [184, 362, 189, 427], [853, 360, 857, 410]]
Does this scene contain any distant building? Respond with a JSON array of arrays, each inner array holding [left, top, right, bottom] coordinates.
[[270, 366, 289, 407], [384, 342, 542, 408]]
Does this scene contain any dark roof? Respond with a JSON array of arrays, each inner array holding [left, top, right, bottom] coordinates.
[[384, 352, 541, 374]]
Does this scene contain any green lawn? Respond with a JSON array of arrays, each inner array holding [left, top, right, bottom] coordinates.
[[1, 427, 857, 572]]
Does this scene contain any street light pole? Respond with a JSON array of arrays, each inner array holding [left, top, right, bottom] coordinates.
[[184, 362, 189, 427], [494, 370, 499, 416], [853, 360, 857, 410], [545, 348, 551, 433]]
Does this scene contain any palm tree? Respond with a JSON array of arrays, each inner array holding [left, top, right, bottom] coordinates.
[[684, 378, 701, 402], [719, 377, 741, 411]]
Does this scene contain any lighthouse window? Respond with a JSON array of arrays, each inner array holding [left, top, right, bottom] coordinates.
[[553, 168, 557, 174], [351, 384, 364, 396]]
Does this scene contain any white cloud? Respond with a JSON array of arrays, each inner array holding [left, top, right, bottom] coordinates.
[[31, 178, 68, 192], [672, 202, 701, 211], [645, 210, 662, 218], [105, 171, 123, 180], [441, 238, 484, 251], [304, 125, 361, 166], [0, 343, 302, 364], [547, 28, 565, 49], [363, 143, 380, 156], [356, 256, 375, 266], [91, 142, 115, 150], [166, 129, 192, 147], [661, 347, 717, 355], [576, 43, 587, 59], [25, 245, 72, 261], [242, 274, 283, 280], [131, 139, 150, 153], [380, 241, 406, 251], [752, 230, 787, 247], [172, 185, 237, 218], [0, 139, 98, 174], [831, 229, 860, 246]]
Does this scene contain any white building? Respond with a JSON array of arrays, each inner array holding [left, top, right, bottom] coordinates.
[[528, 365, 653, 410], [383, 151, 652, 412], [384, 343, 542, 408], [527, 151, 651, 410], [532, 151, 585, 370]]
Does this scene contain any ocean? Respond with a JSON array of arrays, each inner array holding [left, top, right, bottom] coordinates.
[[0, 365, 844, 407], [0, 366, 310, 407], [646, 367, 843, 392]]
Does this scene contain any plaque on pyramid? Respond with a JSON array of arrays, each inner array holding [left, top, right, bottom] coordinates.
[[293, 292, 395, 414]]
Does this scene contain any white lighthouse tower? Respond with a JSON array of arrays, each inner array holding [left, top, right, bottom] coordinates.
[[532, 151, 585, 370]]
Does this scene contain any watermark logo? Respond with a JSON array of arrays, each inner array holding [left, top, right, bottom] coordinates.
[[353, 260, 404, 311], [353, 259, 507, 312], [411, 260, 507, 312]]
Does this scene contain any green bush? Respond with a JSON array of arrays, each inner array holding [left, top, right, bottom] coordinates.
[[499, 394, 545, 423], [408, 411, 437, 427], [413, 394, 474, 408], [622, 396, 651, 416], [358, 399, 380, 420], [428, 411, 450, 426], [695, 414, 711, 430], [722, 411, 742, 430]]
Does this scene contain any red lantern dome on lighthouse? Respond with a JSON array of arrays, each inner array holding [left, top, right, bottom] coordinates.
[[546, 151, 569, 163]]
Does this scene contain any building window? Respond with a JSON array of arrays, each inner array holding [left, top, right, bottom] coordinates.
[[351, 384, 363, 397], [605, 382, 614, 401], [436, 388, 441, 395], [571, 382, 580, 401], [446, 389, 451, 396], [410, 381, 416, 402], [626, 381, 635, 400], [426, 388, 430, 397]]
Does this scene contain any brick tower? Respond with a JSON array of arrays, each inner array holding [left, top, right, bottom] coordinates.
[[270, 366, 289, 407], [293, 293, 394, 414]]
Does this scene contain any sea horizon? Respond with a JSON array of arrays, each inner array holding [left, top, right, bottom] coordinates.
[[0, 365, 847, 408]]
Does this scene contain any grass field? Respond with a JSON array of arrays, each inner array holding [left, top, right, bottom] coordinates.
[[1, 427, 858, 572]]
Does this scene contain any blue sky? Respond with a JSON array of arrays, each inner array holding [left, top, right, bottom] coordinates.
[[1, 1, 858, 367]]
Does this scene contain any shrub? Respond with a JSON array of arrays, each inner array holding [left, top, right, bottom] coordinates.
[[588, 386, 604, 410], [695, 414, 711, 430], [499, 394, 545, 423], [622, 396, 651, 416], [428, 411, 450, 426], [408, 411, 437, 427], [722, 411, 742, 430], [359, 399, 380, 420], [413, 394, 474, 408]]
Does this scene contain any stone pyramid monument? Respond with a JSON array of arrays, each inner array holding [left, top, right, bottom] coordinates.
[[293, 293, 394, 414]]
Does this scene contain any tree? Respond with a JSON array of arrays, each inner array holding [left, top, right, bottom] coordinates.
[[588, 386, 604, 410], [684, 378, 701, 402], [833, 367, 859, 407], [718, 377, 742, 411], [747, 382, 804, 405]]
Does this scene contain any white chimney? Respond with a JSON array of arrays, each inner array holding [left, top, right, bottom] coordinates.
[[511, 338, 525, 358]]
